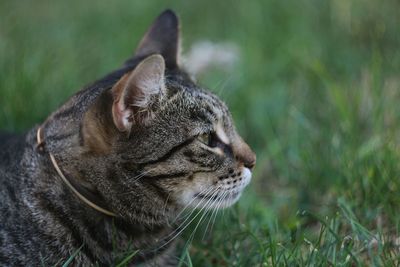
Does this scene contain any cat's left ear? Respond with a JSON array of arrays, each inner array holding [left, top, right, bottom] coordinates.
[[112, 54, 166, 132], [134, 9, 180, 69]]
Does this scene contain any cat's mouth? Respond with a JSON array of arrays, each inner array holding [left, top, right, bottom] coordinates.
[[190, 167, 252, 210], [195, 191, 240, 201], [193, 190, 242, 210]]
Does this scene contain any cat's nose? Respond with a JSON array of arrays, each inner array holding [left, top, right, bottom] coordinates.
[[232, 137, 256, 170], [243, 155, 256, 169], [238, 149, 256, 170]]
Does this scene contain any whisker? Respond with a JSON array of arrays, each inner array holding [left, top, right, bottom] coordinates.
[[119, 169, 158, 196], [130, 168, 154, 182], [201, 189, 227, 240], [186, 190, 220, 247], [214, 75, 233, 97], [218, 190, 233, 226], [171, 187, 215, 228], [173, 186, 214, 223], [156, 189, 215, 242], [185, 189, 221, 241], [172, 188, 219, 234], [202, 190, 225, 240], [155, 188, 220, 250], [208, 190, 230, 236], [162, 192, 173, 222]]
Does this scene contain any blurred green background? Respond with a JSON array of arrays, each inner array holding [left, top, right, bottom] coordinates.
[[1, 0, 400, 265]]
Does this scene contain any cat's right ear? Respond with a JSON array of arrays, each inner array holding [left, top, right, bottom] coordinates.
[[134, 9, 180, 69], [112, 54, 166, 133]]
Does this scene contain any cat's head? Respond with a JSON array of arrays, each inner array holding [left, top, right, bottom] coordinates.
[[48, 10, 255, 222]]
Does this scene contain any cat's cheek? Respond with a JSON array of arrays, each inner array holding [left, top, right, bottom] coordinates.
[[178, 190, 196, 207], [174, 173, 214, 208]]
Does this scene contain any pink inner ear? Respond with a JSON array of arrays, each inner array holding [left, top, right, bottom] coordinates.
[[111, 73, 133, 132], [112, 99, 131, 132], [111, 55, 166, 132]]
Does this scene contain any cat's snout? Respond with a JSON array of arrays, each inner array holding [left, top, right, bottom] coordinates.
[[244, 156, 256, 170], [240, 150, 256, 170], [232, 137, 256, 170]]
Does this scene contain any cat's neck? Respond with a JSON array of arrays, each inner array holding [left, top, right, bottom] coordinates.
[[22, 131, 177, 264]]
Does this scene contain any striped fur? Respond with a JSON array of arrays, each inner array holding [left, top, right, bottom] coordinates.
[[0, 10, 255, 266]]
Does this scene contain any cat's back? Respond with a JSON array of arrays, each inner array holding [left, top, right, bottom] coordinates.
[[0, 131, 27, 200], [0, 131, 41, 267], [0, 132, 26, 170]]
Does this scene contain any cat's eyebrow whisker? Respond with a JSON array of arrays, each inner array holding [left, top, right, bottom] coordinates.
[[214, 75, 233, 98]]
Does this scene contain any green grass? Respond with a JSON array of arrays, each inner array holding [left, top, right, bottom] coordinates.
[[1, 0, 400, 266]]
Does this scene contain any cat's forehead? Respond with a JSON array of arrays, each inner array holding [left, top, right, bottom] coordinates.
[[162, 81, 232, 133], [168, 81, 227, 114]]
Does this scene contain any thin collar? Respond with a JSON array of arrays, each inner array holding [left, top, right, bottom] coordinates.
[[36, 127, 116, 217]]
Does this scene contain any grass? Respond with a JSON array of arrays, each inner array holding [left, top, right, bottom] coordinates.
[[1, 0, 400, 266]]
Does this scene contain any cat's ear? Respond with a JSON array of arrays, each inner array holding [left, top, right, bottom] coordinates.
[[135, 9, 180, 69], [112, 54, 165, 132]]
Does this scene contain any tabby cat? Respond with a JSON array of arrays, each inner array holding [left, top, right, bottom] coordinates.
[[0, 10, 255, 266]]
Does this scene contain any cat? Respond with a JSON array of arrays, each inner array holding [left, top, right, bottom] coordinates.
[[0, 9, 256, 266]]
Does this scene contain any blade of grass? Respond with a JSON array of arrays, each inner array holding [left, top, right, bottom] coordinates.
[[61, 244, 84, 267]]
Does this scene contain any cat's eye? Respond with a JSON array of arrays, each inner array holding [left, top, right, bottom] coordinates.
[[197, 132, 218, 148], [198, 133, 211, 146]]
